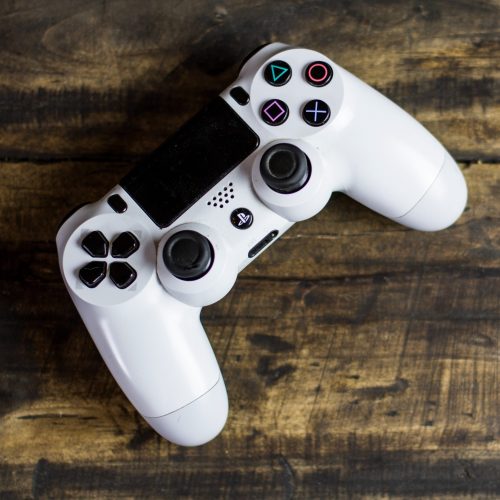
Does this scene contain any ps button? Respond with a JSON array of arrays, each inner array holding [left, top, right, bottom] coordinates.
[[261, 99, 289, 126], [109, 262, 137, 289], [230, 86, 250, 106], [111, 231, 140, 258], [107, 194, 127, 213], [305, 61, 333, 87], [230, 208, 253, 229], [82, 231, 109, 258], [79, 261, 107, 288], [264, 60, 292, 86], [302, 99, 331, 127]]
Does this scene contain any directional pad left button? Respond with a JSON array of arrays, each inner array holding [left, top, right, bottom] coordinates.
[[82, 231, 109, 257], [79, 261, 107, 288]]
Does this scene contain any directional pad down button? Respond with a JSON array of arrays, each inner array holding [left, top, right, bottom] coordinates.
[[109, 262, 137, 289], [111, 232, 140, 258]]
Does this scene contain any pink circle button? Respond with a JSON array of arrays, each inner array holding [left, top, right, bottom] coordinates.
[[305, 61, 333, 86]]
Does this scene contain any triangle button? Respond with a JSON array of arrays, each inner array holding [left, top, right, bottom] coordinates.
[[264, 60, 292, 86]]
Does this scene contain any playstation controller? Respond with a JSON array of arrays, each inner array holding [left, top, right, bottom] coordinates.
[[56, 43, 467, 446]]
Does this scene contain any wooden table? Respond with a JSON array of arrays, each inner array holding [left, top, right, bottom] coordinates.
[[0, 1, 498, 498]]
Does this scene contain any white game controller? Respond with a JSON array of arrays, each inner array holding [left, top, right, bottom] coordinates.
[[56, 43, 467, 446]]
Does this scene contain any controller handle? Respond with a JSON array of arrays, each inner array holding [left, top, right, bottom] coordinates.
[[71, 287, 227, 446], [327, 66, 467, 231]]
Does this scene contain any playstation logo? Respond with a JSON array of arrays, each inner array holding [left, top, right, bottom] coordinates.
[[230, 207, 254, 230]]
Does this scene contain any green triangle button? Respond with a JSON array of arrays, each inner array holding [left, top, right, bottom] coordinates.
[[265, 61, 291, 86], [271, 64, 288, 82]]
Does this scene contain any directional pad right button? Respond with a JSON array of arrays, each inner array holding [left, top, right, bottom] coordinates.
[[111, 231, 140, 258]]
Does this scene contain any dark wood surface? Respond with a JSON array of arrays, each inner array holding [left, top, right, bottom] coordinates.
[[0, 1, 499, 498]]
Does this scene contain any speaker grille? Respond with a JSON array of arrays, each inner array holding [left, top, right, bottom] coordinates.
[[207, 182, 235, 208]]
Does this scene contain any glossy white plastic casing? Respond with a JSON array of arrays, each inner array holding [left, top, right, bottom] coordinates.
[[56, 43, 467, 447]]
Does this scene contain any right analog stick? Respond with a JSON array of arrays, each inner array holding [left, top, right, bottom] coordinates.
[[260, 144, 310, 193], [163, 230, 214, 281]]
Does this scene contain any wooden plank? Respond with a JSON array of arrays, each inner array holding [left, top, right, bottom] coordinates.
[[0, 0, 498, 159], [0, 0, 499, 497]]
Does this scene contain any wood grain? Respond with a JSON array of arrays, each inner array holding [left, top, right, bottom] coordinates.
[[0, 0, 499, 498]]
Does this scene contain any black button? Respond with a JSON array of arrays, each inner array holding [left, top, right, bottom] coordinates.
[[82, 231, 109, 258], [260, 143, 310, 193], [264, 60, 292, 86], [302, 99, 331, 126], [230, 208, 253, 229], [79, 261, 107, 288], [107, 194, 127, 213], [305, 61, 333, 86], [230, 86, 250, 105], [163, 230, 214, 281], [109, 262, 137, 289], [261, 99, 289, 126], [248, 230, 279, 258], [111, 232, 140, 258]]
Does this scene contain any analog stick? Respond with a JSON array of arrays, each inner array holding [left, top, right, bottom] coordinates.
[[260, 143, 310, 193], [163, 230, 214, 280]]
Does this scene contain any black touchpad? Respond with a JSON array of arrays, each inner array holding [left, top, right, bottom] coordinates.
[[120, 97, 259, 228]]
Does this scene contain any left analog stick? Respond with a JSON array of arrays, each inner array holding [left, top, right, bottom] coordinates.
[[163, 230, 214, 281]]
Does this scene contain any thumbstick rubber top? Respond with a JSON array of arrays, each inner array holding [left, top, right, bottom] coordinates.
[[260, 143, 310, 193], [163, 230, 214, 281]]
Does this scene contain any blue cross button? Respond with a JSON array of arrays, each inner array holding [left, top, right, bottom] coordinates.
[[302, 99, 331, 127], [264, 60, 292, 86]]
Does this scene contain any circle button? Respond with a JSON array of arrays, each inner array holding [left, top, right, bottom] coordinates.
[[264, 60, 292, 86], [163, 230, 214, 281], [305, 61, 333, 87], [230, 208, 254, 229], [261, 99, 289, 126], [302, 99, 331, 127]]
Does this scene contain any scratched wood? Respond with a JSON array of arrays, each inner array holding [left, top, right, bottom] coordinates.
[[0, 0, 499, 498]]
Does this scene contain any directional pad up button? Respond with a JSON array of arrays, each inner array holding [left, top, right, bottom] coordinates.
[[79, 261, 107, 288], [82, 231, 109, 258], [111, 232, 140, 258], [109, 262, 137, 289]]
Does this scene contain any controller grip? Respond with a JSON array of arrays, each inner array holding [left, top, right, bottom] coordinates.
[[330, 67, 467, 230], [70, 285, 228, 446]]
